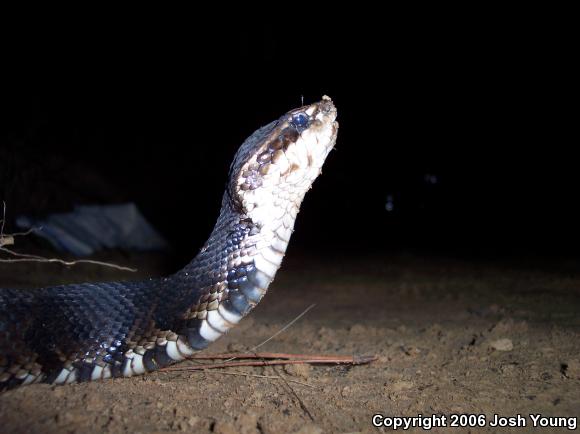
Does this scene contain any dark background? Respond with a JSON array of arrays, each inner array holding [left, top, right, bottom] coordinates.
[[1, 19, 576, 268]]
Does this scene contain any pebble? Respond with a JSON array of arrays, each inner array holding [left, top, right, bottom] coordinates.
[[489, 338, 513, 351], [284, 363, 311, 379]]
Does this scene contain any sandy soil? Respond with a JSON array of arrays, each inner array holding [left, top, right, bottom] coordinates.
[[1, 252, 579, 433]]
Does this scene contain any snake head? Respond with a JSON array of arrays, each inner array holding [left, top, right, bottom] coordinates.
[[229, 96, 338, 227]]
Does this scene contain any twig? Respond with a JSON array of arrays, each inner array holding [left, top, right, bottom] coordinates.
[[0, 202, 137, 272], [161, 355, 377, 372], [0, 248, 137, 272], [8, 228, 38, 237], [189, 352, 377, 363]]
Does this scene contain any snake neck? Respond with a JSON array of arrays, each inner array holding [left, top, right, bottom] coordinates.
[[169, 97, 337, 351], [173, 194, 295, 349]]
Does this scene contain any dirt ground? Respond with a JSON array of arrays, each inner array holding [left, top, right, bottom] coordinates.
[[0, 251, 579, 433]]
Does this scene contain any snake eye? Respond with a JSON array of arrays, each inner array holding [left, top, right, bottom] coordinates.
[[291, 113, 309, 128]]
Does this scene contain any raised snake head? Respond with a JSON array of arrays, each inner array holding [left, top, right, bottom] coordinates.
[[229, 96, 338, 228]]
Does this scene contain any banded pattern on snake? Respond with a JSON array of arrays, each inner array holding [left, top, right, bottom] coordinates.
[[0, 97, 338, 390]]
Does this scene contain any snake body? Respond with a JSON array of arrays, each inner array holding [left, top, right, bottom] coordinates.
[[0, 97, 338, 390]]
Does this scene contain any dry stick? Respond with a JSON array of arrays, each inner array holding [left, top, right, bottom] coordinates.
[[189, 353, 377, 365], [0, 201, 137, 272], [7, 227, 37, 237], [0, 250, 138, 272], [189, 352, 377, 364], [161, 356, 376, 372]]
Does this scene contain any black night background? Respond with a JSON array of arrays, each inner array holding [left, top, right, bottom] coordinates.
[[3, 23, 577, 263], [1, 23, 576, 264]]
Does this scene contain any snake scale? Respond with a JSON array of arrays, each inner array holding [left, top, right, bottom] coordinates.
[[0, 97, 338, 390]]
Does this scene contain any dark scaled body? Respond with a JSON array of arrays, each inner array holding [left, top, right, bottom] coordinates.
[[0, 199, 262, 389]]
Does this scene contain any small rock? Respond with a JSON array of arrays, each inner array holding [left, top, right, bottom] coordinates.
[[284, 363, 311, 379], [489, 338, 513, 351]]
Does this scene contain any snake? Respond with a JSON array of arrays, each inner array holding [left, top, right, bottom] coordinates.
[[0, 96, 338, 390]]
